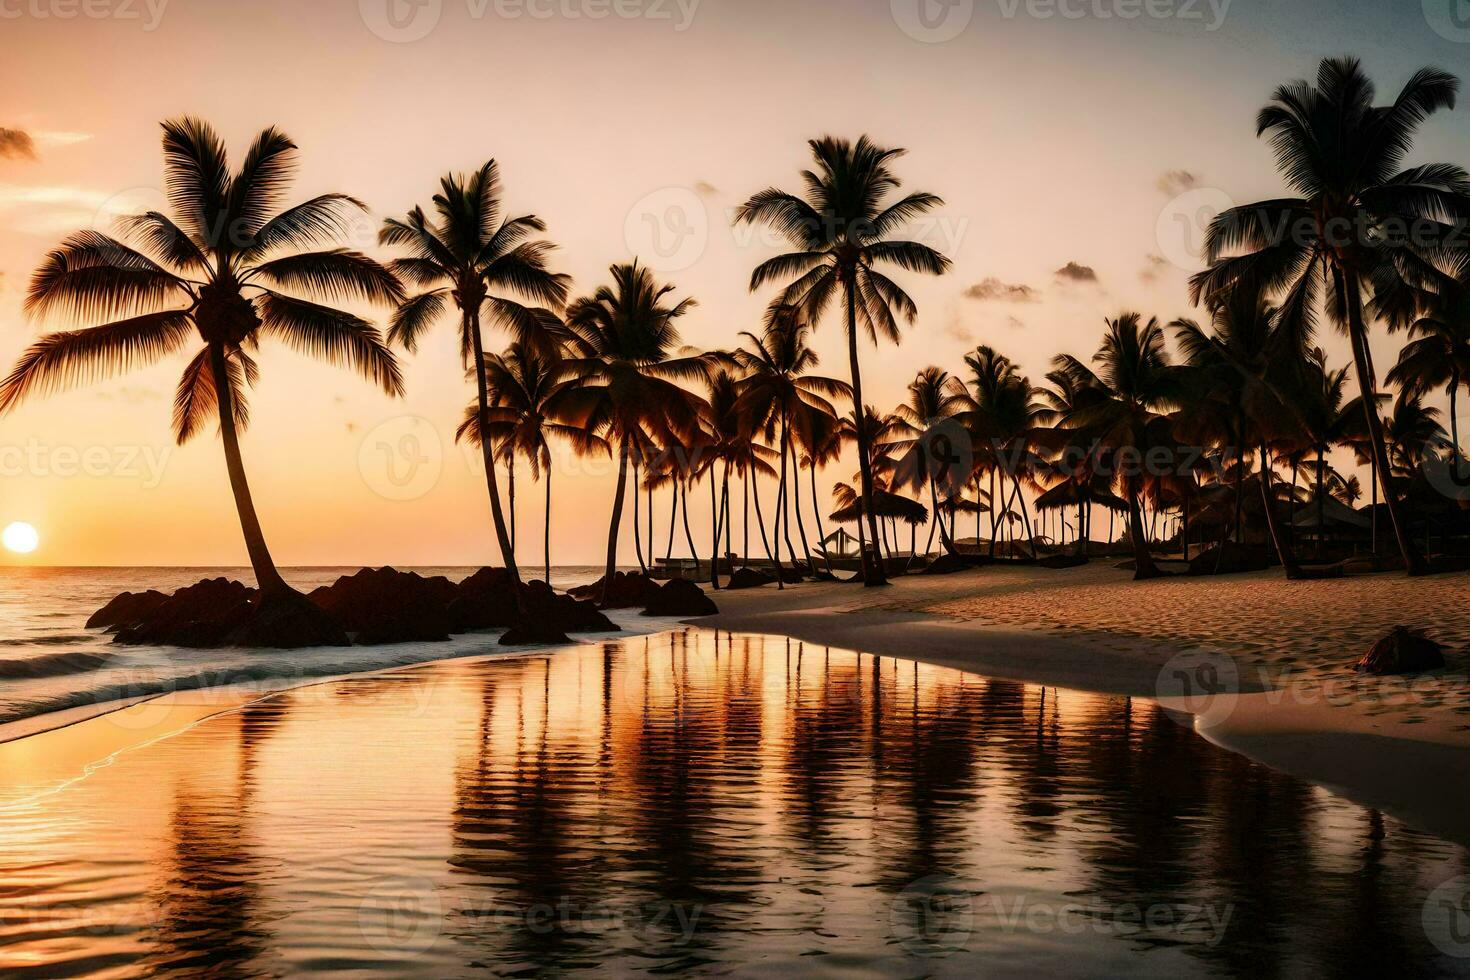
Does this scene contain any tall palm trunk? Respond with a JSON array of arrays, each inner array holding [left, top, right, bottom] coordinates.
[[1315, 448, 1326, 559], [789, 443, 815, 574], [507, 456, 517, 554], [680, 479, 699, 571], [776, 404, 800, 575], [210, 343, 289, 598], [647, 473, 655, 564], [1126, 478, 1163, 579], [543, 465, 553, 584], [602, 440, 631, 606], [666, 482, 678, 561], [632, 456, 648, 574], [709, 464, 723, 589], [929, 477, 957, 555], [845, 282, 887, 586], [752, 471, 780, 587], [808, 463, 834, 576], [1259, 437, 1301, 578], [468, 310, 524, 605], [988, 469, 999, 558], [1344, 275, 1427, 575], [743, 467, 751, 567]]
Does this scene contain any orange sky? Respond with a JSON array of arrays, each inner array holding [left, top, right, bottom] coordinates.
[[1, 0, 1467, 568]]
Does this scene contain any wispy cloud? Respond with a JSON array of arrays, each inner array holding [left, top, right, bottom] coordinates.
[[1055, 261, 1098, 284], [694, 180, 718, 197], [964, 277, 1038, 302], [0, 129, 36, 161], [0, 183, 144, 235], [1138, 253, 1170, 283], [1155, 169, 1199, 197]]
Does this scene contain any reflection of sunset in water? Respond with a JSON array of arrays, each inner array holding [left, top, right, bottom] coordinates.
[[0, 630, 1465, 976]]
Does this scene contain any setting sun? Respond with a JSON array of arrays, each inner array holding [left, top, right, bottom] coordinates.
[[2, 522, 39, 555]]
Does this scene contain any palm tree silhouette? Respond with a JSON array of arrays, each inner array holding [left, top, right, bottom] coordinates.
[[733, 308, 851, 579], [457, 342, 606, 582], [563, 262, 708, 606], [960, 347, 1047, 559], [1171, 291, 1304, 576], [1051, 314, 1179, 579], [1286, 348, 1358, 556], [1192, 57, 1470, 575], [0, 117, 403, 598], [886, 367, 970, 557], [736, 135, 950, 586], [380, 161, 570, 597], [1387, 283, 1470, 482]]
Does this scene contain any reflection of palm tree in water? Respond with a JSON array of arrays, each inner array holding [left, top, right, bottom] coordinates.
[[143, 699, 285, 975]]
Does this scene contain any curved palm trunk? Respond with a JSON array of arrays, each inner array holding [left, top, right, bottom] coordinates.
[[1344, 275, 1427, 575], [1315, 448, 1326, 559], [647, 474, 655, 564], [666, 482, 678, 561], [632, 457, 648, 574], [1259, 437, 1301, 578], [845, 283, 887, 586], [988, 469, 999, 558], [602, 440, 631, 606], [743, 468, 751, 568], [929, 477, 957, 556], [776, 406, 800, 576], [468, 311, 525, 609], [680, 479, 699, 571], [210, 343, 289, 598]]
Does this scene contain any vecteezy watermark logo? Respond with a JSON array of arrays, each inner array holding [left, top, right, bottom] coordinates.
[[0, 0, 170, 30], [359, 416, 442, 501], [890, 874, 975, 956], [1422, 417, 1470, 503], [920, 416, 975, 500], [997, 0, 1231, 30], [1154, 647, 1241, 728], [360, 0, 443, 42], [1424, 875, 1470, 958], [1155, 186, 1234, 270], [890, 0, 975, 42], [0, 439, 171, 487], [1424, 0, 1470, 42], [358, 876, 443, 956], [624, 187, 708, 273]]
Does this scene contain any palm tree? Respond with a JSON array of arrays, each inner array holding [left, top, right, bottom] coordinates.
[[736, 135, 951, 586], [457, 343, 605, 582], [1171, 292, 1306, 576], [1051, 314, 1180, 580], [1387, 282, 1470, 481], [1286, 348, 1358, 554], [733, 307, 851, 578], [1191, 57, 1470, 575], [885, 367, 970, 557], [0, 118, 403, 600], [959, 347, 1048, 559], [380, 161, 570, 597], [562, 261, 706, 606]]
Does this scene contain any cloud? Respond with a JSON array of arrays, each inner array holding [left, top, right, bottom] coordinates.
[[1138, 253, 1170, 283], [1004, 315, 1025, 330], [694, 180, 718, 197], [0, 129, 36, 161], [1054, 261, 1098, 284], [964, 277, 1038, 302], [942, 319, 975, 343], [1156, 169, 1199, 197]]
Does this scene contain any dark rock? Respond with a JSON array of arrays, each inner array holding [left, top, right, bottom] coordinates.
[[113, 578, 258, 646], [227, 592, 351, 649], [521, 580, 619, 633], [921, 553, 971, 576], [570, 571, 660, 609], [642, 578, 718, 617], [1187, 542, 1270, 576], [309, 566, 456, 644], [1354, 627, 1446, 676], [725, 567, 776, 590], [110, 578, 350, 649], [87, 589, 169, 629], [449, 567, 521, 630]]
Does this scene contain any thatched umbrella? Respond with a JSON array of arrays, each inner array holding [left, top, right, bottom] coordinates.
[[1034, 480, 1127, 554], [831, 490, 929, 569]]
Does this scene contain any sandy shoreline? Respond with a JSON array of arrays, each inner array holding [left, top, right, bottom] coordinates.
[[703, 563, 1470, 845]]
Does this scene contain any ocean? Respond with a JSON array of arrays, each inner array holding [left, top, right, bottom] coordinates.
[[0, 565, 641, 742]]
